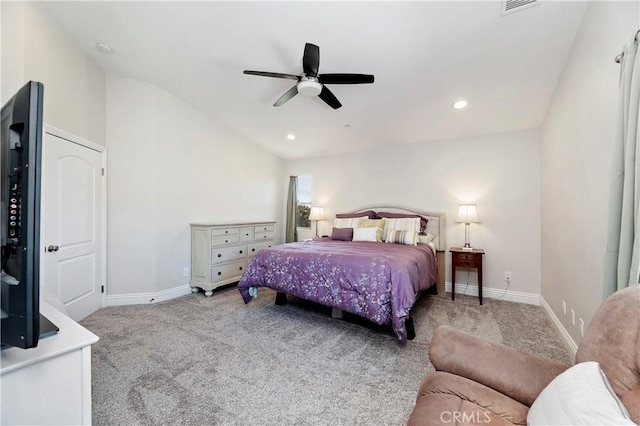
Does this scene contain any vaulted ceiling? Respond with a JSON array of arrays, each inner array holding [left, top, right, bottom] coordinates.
[[43, 1, 587, 159]]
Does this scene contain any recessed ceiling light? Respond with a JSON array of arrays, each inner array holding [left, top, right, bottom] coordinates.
[[95, 42, 113, 55], [452, 100, 468, 110], [287, 133, 295, 140]]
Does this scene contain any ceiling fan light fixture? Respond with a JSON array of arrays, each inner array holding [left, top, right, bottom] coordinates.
[[297, 80, 322, 97]]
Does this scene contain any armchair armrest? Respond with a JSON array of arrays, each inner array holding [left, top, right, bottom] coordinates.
[[429, 325, 569, 406]]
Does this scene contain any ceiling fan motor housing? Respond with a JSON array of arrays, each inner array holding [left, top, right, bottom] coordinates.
[[298, 77, 322, 97]]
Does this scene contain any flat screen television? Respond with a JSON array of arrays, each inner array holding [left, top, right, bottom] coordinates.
[[1, 81, 57, 350]]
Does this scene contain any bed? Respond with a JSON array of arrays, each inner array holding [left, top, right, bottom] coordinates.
[[237, 207, 446, 343]]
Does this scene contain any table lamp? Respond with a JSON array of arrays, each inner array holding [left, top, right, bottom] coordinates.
[[309, 206, 325, 238], [456, 204, 479, 250]]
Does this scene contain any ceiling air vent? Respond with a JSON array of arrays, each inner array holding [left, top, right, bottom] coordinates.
[[501, 0, 538, 16]]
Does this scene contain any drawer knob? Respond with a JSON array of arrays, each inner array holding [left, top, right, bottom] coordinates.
[[246, 233, 249, 236], [217, 254, 222, 258], [217, 271, 222, 276], [225, 240, 228, 243], [225, 230, 228, 234], [239, 250, 243, 254], [239, 266, 243, 271], [252, 248, 255, 252]]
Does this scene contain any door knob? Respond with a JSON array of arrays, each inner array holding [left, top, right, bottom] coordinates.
[[47, 245, 60, 252]]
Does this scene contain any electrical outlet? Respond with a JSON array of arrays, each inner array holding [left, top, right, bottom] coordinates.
[[579, 318, 585, 337], [504, 271, 512, 282], [183, 267, 189, 277], [571, 309, 575, 325], [562, 300, 567, 315]]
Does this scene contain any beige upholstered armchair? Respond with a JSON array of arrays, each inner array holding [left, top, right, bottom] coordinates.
[[408, 286, 640, 425]]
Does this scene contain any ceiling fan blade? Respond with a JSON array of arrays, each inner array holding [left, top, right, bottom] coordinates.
[[273, 85, 299, 107], [319, 73, 375, 84], [303, 43, 320, 76], [243, 70, 299, 80], [318, 86, 342, 109]]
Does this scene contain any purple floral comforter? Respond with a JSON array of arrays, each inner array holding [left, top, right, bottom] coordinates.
[[237, 239, 437, 343]]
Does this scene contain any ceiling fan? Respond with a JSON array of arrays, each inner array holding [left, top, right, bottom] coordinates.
[[243, 43, 374, 110]]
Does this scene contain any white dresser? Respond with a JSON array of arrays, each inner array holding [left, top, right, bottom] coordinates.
[[190, 221, 277, 296]]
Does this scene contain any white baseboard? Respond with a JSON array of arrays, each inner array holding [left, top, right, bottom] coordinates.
[[445, 282, 540, 305], [107, 284, 192, 306], [540, 296, 578, 355]]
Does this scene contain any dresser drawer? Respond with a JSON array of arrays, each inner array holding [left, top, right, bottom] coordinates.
[[212, 235, 239, 246], [254, 231, 274, 241], [212, 260, 247, 283], [254, 224, 275, 233], [212, 244, 247, 264], [248, 241, 274, 257], [239, 227, 255, 242], [211, 227, 239, 237]]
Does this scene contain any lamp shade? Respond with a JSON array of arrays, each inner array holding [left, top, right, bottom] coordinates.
[[309, 206, 325, 221], [455, 204, 479, 223]]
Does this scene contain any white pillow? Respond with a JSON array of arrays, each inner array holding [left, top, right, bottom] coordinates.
[[418, 232, 436, 245], [334, 216, 368, 229], [527, 361, 634, 426], [357, 218, 385, 242], [352, 227, 378, 242]]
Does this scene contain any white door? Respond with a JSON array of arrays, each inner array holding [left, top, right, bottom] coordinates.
[[42, 130, 105, 321]]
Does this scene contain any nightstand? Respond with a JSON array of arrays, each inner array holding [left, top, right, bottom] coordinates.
[[450, 247, 485, 305]]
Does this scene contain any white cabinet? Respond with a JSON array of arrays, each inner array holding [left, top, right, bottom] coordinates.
[[190, 222, 277, 296], [1, 301, 99, 425]]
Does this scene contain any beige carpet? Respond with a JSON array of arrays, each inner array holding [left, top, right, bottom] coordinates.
[[81, 287, 572, 425]]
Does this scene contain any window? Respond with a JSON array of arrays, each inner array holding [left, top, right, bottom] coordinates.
[[296, 176, 313, 228]]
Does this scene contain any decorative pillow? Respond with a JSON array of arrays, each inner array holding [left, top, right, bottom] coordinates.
[[334, 216, 369, 229], [385, 229, 418, 246], [375, 212, 428, 233], [418, 232, 436, 245], [352, 227, 378, 242], [330, 227, 353, 241], [357, 218, 386, 242], [382, 217, 420, 242], [335, 210, 376, 219], [527, 361, 635, 426]]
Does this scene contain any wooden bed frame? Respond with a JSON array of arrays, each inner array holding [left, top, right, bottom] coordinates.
[[276, 206, 447, 341]]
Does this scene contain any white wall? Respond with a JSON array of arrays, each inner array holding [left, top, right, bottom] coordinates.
[[107, 76, 284, 296], [1, 2, 106, 146], [286, 128, 541, 298], [1, 2, 25, 104], [540, 1, 639, 344], [1, 2, 284, 300]]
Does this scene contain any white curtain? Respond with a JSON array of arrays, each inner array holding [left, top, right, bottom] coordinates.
[[604, 33, 640, 297]]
